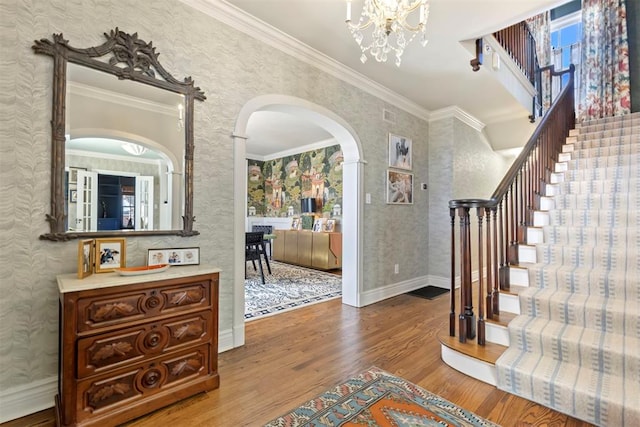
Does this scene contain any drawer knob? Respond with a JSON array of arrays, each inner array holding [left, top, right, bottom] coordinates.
[[145, 295, 161, 310], [141, 369, 162, 389]]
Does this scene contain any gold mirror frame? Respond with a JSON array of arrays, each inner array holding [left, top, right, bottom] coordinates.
[[33, 28, 205, 241]]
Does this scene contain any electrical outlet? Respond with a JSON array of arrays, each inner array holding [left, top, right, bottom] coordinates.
[[394, 264, 399, 274], [366, 193, 371, 204], [421, 183, 428, 190]]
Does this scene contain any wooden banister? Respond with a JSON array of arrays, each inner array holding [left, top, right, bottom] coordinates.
[[449, 65, 575, 344]]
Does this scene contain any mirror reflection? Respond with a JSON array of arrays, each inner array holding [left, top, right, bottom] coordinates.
[[65, 63, 185, 232]]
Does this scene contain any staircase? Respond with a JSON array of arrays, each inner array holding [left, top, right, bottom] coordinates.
[[441, 112, 640, 426]]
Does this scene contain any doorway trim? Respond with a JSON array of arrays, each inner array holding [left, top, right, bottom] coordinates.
[[231, 94, 365, 347]]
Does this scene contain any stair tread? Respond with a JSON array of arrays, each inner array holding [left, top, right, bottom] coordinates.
[[438, 332, 506, 365]]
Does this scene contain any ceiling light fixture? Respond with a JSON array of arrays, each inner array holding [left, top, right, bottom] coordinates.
[[346, 0, 429, 67], [121, 142, 148, 156]]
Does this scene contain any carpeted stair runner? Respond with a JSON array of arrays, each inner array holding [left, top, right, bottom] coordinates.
[[495, 113, 640, 426]]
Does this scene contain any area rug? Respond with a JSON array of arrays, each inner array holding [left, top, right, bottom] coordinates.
[[264, 367, 499, 426], [407, 286, 449, 300], [245, 261, 342, 321]]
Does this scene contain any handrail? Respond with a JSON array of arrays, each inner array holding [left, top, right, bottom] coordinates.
[[448, 65, 575, 344]]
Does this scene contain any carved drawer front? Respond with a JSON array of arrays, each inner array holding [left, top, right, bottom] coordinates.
[[76, 345, 210, 424], [76, 311, 211, 378], [76, 280, 212, 332], [160, 282, 211, 314]]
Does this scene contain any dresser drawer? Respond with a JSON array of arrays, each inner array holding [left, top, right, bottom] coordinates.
[[75, 344, 214, 424], [76, 280, 212, 332], [77, 311, 212, 378]]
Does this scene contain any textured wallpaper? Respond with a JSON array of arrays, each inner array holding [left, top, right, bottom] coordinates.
[[427, 117, 511, 279], [0, 0, 431, 397]]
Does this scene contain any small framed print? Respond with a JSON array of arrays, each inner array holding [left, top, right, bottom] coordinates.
[[387, 170, 414, 204], [95, 238, 126, 273], [68, 167, 87, 184], [312, 218, 325, 232], [77, 239, 94, 279], [148, 247, 200, 266], [324, 219, 336, 233], [291, 217, 301, 230], [388, 133, 412, 170], [70, 189, 78, 203]]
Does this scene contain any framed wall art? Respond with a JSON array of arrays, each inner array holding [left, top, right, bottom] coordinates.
[[148, 247, 200, 266], [95, 238, 126, 273], [386, 170, 414, 205], [77, 239, 95, 279], [388, 133, 412, 170]]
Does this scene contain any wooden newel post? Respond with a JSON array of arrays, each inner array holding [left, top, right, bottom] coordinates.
[[458, 207, 475, 342], [449, 208, 456, 337]]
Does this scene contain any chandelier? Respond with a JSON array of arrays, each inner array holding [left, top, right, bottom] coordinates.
[[121, 142, 148, 156], [346, 0, 430, 66]]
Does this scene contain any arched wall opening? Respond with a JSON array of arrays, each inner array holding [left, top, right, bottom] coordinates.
[[231, 94, 365, 346]]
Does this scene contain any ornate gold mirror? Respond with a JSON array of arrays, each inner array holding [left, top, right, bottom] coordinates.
[[33, 28, 205, 241]]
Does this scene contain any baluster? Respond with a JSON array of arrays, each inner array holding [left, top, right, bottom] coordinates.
[[477, 207, 485, 345], [449, 208, 456, 337], [492, 206, 500, 313]]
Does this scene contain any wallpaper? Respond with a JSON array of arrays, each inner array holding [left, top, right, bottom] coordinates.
[[0, 0, 431, 402], [247, 145, 343, 217]]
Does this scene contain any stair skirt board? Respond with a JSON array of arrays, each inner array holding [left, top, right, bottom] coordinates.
[[441, 344, 497, 386]]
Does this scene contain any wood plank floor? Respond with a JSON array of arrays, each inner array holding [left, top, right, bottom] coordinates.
[[4, 292, 592, 427]]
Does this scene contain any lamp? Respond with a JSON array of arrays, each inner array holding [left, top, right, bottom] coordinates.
[[121, 142, 148, 156], [346, 0, 430, 67], [301, 197, 317, 214]]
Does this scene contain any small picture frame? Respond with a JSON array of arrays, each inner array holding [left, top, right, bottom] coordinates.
[[312, 218, 325, 232], [148, 247, 200, 266], [291, 217, 301, 230], [68, 167, 87, 184], [70, 189, 78, 203], [77, 239, 94, 279], [388, 133, 412, 170], [387, 170, 414, 204], [324, 219, 336, 233], [95, 238, 126, 273]]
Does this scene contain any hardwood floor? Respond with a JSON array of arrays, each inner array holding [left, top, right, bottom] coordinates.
[[4, 292, 592, 427]]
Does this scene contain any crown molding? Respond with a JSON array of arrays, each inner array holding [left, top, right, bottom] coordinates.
[[429, 106, 485, 132], [179, 0, 430, 121]]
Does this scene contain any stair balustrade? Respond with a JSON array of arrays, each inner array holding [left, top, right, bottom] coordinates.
[[449, 65, 576, 345]]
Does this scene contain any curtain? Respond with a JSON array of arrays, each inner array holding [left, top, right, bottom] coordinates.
[[527, 12, 552, 114], [578, 0, 631, 121]]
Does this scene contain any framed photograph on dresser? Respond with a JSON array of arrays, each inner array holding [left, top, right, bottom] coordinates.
[[95, 238, 126, 273], [77, 239, 94, 279], [148, 247, 200, 266]]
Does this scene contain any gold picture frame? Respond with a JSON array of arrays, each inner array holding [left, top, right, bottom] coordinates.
[[77, 239, 94, 279], [95, 238, 126, 273]]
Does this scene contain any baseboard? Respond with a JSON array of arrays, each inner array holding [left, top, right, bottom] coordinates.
[[360, 275, 459, 306], [0, 376, 56, 423], [219, 327, 236, 352]]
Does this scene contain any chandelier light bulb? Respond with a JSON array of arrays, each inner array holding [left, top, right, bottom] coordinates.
[[346, 0, 429, 67]]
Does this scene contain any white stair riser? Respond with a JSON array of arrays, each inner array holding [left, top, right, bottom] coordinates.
[[486, 322, 510, 346], [558, 152, 572, 162], [533, 211, 549, 227], [555, 162, 568, 172], [540, 197, 554, 211], [562, 143, 575, 153], [499, 292, 520, 315], [518, 245, 537, 263], [550, 172, 565, 184], [545, 183, 559, 196], [509, 267, 529, 287], [527, 227, 544, 244]]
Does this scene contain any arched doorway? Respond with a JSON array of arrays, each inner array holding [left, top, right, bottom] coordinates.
[[232, 95, 365, 346]]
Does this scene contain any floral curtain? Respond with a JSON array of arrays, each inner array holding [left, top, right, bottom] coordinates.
[[578, 0, 631, 121], [527, 12, 552, 114]]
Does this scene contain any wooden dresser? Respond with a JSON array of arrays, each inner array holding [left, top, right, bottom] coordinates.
[[56, 266, 220, 427]]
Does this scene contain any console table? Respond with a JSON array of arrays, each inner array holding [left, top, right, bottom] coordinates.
[[273, 230, 342, 270], [56, 265, 220, 426]]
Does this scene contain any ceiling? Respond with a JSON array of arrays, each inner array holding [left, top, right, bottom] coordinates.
[[183, 0, 568, 157]]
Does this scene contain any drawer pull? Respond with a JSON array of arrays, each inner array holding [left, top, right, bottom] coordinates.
[[145, 295, 162, 310], [141, 369, 162, 389]]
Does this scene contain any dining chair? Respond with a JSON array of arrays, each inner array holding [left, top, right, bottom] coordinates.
[[245, 231, 271, 284], [251, 225, 274, 258]]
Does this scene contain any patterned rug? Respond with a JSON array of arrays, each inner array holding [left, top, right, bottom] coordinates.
[[264, 367, 499, 426], [245, 261, 342, 321]]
